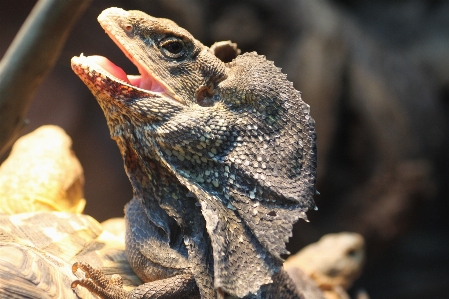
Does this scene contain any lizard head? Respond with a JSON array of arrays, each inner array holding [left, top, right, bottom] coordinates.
[[72, 7, 317, 297], [72, 7, 226, 128]]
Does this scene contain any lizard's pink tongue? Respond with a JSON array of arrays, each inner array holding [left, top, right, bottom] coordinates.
[[88, 55, 163, 92], [89, 55, 130, 83]]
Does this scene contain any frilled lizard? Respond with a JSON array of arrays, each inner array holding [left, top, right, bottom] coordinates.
[[71, 7, 317, 299]]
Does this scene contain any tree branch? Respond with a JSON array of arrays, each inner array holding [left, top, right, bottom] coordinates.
[[0, 0, 92, 155]]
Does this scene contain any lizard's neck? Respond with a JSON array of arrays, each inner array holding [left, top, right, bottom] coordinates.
[[114, 126, 188, 212]]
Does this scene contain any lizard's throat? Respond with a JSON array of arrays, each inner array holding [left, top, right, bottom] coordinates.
[[117, 132, 186, 202]]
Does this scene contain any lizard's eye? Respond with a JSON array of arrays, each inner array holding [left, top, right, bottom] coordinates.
[[160, 37, 186, 59]]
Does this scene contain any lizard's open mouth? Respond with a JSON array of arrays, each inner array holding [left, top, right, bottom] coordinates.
[[75, 54, 166, 93], [71, 32, 181, 102]]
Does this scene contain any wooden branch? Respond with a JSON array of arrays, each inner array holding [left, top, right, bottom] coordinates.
[[0, 0, 92, 156]]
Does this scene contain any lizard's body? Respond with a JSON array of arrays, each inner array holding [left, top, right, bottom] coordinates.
[[71, 7, 317, 299]]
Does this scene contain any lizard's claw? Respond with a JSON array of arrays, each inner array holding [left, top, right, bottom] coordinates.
[[72, 262, 129, 299]]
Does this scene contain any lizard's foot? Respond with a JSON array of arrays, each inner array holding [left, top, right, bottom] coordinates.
[[72, 262, 200, 299], [72, 262, 131, 299]]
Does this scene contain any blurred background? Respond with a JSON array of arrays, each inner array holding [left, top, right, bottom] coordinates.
[[1, 0, 449, 298]]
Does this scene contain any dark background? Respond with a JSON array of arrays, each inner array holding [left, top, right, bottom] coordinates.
[[1, 0, 449, 298]]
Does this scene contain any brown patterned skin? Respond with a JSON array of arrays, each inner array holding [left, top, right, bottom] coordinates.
[[71, 7, 317, 299]]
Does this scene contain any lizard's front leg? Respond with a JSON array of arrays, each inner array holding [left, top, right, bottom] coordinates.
[[72, 198, 200, 299]]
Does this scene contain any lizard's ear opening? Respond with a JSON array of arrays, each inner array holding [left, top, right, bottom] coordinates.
[[210, 41, 241, 63], [195, 82, 217, 107]]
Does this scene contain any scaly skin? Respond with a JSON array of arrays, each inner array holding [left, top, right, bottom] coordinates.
[[71, 7, 317, 299]]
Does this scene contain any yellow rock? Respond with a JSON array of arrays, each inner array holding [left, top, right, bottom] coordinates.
[[0, 125, 85, 214]]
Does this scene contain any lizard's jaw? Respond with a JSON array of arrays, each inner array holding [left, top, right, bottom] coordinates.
[[72, 54, 185, 129]]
